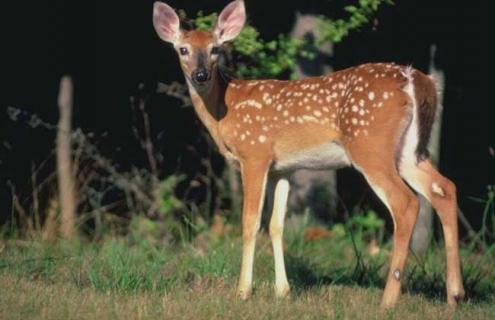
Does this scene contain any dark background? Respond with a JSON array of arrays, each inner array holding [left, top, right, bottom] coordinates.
[[1, 0, 493, 232]]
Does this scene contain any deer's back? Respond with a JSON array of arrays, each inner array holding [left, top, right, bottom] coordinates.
[[220, 63, 433, 168]]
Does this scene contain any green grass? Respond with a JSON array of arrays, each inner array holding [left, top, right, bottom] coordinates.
[[1, 222, 494, 319]]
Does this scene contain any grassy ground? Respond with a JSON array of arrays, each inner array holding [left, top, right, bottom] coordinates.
[[1, 218, 494, 319]]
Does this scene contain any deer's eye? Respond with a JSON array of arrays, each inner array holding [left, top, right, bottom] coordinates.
[[211, 46, 220, 55], [179, 47, 189, 55]]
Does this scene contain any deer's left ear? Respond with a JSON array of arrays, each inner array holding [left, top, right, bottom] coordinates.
[[214, 0, 246, 44]]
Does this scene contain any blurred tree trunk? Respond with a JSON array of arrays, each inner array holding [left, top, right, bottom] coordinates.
[[42, 198, 59, 241], [288, 13, 337, 218], [57, 75, 77, 238], [410, 45, 444, 255]]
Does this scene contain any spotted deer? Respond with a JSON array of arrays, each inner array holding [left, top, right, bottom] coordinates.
[[152, 0, 464, 308]]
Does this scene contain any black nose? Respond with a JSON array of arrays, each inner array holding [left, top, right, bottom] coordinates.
[[192, 69, 209, 83]]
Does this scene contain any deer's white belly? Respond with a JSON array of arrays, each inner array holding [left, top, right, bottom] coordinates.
[[273, 141, 351, 172]]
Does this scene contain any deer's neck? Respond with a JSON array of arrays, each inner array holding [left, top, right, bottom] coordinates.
[[186, 70, 229, 154]]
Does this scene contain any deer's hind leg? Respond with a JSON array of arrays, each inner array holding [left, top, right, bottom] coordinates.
[[362, 165, 418, 308], [400, 159, 465, 305], [346, 143, 419, 308]]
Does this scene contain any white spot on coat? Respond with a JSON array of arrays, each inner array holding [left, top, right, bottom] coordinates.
[[432, 182, 445, 197]]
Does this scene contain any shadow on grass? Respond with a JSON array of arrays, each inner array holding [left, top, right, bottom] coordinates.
[[284, 254, 494, 303], [285, 254, 382, 292]]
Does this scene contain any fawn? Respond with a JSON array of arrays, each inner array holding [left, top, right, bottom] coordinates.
[[152, 0, 464, 308]]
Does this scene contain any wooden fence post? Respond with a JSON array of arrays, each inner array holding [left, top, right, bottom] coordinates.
[[57, 75, 77, 238]]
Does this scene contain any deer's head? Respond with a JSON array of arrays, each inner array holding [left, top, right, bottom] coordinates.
[[153, 0, 246, 92]]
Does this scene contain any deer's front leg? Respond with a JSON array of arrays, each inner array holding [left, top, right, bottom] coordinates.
[[237, 159, 270, 300]]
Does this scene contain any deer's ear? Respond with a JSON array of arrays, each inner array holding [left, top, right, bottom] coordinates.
[[214, 0, 246, 44], [153, 2, 181, 44]]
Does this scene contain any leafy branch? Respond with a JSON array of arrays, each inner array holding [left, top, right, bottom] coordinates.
[[317, 0, 393, 43], [194, 0, 393, 79]]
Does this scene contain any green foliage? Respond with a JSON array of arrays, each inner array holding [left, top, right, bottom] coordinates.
[[233, 30, 305, 79], [346, 210, 385, 243], [159, 175, 185, 215], [468, 185, 495, 250], [194, 0, 393, 79], [194, 11, 217, 30], [318, 0, 394, 43], [128, 175, 188, 244]]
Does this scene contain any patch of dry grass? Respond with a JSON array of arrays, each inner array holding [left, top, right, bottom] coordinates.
[[1, 273, 494, 320]]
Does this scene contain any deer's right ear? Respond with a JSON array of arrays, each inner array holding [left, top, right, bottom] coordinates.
[[153, 2, 181, 44]]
